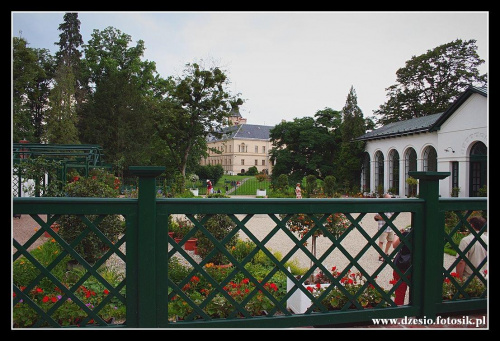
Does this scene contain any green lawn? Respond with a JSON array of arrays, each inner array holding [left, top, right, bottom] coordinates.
[[213, 175, 271, 195]]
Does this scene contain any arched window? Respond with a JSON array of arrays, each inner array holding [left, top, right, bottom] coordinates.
[[423, 146, 437, 171], [404, 148, 417, 196], [361, 152, 371, 193], [374, 151, 384, 192], [469, 141, 487, 197], [388, 149, 400, 195]]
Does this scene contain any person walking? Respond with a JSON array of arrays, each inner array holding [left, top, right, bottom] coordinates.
[[295, 183, 302, 199], [206, 180, 213, 196], [456, 216, 487, 279], [374, 193, 394, 261], [391, 227, 412, 305]]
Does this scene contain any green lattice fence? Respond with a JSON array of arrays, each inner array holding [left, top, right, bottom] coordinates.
[[12, 169, 487, 328]]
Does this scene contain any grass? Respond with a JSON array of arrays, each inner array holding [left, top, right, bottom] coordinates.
[[214, 175, 271, 195]]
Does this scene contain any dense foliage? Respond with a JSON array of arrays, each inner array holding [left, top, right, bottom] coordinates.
[[57, 169, 124, 264], [374, 39, 487, 125], [13, 14, 487, 188]]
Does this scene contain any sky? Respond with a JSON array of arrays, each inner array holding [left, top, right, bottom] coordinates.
[[12, 11, 488, 127]]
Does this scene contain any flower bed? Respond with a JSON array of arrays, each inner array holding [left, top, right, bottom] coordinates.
[[442, 271, 487, 300], [287, 266, 389, 313], [168, 267, 281, 321], [286, 275, 330, 314]]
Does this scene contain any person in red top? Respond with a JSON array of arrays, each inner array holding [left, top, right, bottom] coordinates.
[[206, 180, 213, 195]]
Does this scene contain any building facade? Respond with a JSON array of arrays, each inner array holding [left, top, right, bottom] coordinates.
[[201, 111, 274, 175], [355, 86, 487, 198]]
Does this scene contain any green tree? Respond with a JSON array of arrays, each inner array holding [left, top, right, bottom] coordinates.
[[13, 37, 38, 142], [44, 63, 80, 144], [12, 37, 55, 143], [78, 27, 160, 175], [155, 62, 242, 176], [313, 108, 344, 178], [195, 164, 224, 184], [45, 13, 84, 144], [335, 86, 367, 192], [54, 12, 85, 105], [270, 111, 342, 184], [375, 39, 487, 125]]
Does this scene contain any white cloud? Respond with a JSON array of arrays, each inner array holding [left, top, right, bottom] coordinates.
[[13, 11, 488, 126]]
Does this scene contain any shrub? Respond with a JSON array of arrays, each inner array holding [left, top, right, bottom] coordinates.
[[324, 175, 336, 197], [195, 213, 237, 265], [58, 170, 124, 265], [305, 175, 317, 197], [195, 194, 237, 265], [13, 240, 70, 291], [274, 174, 289, 193], [247, 166, 258, 175], [13, 240, 126, 327], [168, 216, 193, 239], [230, 239, 256, 263]]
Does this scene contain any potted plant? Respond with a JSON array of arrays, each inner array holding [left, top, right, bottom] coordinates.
[[287, 266, 387, 313], [451, 187, 461, 197], [43, 222, 60, 238], [286, 267, 331, 314], [255, 173, 268, 197], [284, 212, 348, 271], [188, 174, 199, 196], [406, 176, 418, 197], [169, 217, 197, 249]]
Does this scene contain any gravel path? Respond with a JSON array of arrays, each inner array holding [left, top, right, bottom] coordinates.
[[12, 202, 456, 295]]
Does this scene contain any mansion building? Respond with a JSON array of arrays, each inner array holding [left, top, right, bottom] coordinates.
[[355, 86, 487, 198], [201, 109, 274, 175]]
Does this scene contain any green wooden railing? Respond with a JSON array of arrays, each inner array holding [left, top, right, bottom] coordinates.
[[12, 168, 487, 328]]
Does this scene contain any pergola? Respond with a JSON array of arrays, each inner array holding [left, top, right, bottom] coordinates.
[[12, 143, 110, 197]]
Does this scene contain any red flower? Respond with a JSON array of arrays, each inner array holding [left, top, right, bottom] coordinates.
[[306, 286, 314, 293], [389, 279, 397, 285], [451, 272, 460, 278], [269, 283, 278, 291], [242, 278, 250, 285], [51, 296, 57, 303], [42, 295, 49, 303], [444, 278, 450, 283], [316, 283, 321, 289], [190, 276, 200, 283], [103, 289, 110, 295]]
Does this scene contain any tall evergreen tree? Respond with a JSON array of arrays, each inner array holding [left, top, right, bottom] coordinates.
[[335, 86, 367, 192], [54, 12, 85, 104], [44, 13, 83, 144], [45, 63, 80, 144]]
